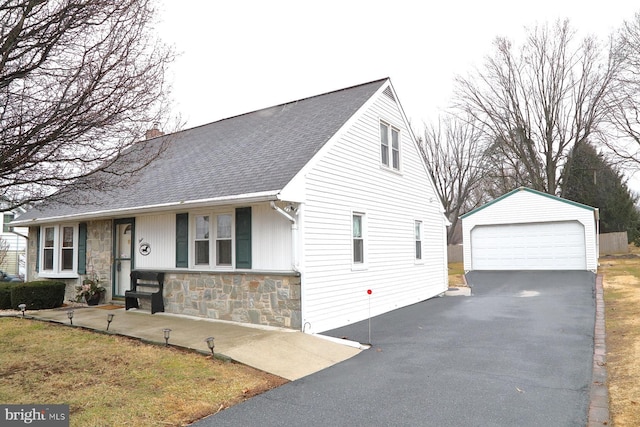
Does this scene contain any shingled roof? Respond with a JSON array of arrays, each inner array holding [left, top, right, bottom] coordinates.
[[15, 78, 388, 223]]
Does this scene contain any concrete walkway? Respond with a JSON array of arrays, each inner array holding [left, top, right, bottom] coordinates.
[[7, 306, 362, 381]]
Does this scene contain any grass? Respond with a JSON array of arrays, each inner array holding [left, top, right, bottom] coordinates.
[[0, 318, 287, 426], [598, 247, 640, 427], [448, 262, 465, 286]]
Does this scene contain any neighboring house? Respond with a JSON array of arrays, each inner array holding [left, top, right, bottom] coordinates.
[[461, 187, 599, 272], [12, 78, 448, 333], [0, 204, 28, 278]]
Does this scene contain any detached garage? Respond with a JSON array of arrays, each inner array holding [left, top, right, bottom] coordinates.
[[462, 187, 599, 272]]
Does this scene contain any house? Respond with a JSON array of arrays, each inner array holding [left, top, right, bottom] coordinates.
[[12, 78, 448, 333], [0, 203, 27, 278], [461, 187, 599, 272]]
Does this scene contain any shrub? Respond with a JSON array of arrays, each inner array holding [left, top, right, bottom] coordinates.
[[10, 281, 66, 310], [0, 282, 16, 309]]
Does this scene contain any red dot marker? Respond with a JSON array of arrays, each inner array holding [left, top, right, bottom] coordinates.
[[367, 289, 372, 295]]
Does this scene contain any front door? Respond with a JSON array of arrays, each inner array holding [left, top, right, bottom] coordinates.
[[113, 219, 134, 297]]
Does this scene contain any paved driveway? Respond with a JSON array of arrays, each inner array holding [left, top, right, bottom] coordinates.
[[192, 271, 596, 427]]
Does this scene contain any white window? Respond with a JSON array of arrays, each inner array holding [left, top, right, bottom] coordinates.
[[195, 215, 210, 265], [192, 212, 234, 268], [353, 213, 364, 264], [39, 224, 78, 276], [415, 221, 422, 260], [380, 121, 400, 170], [216, 214, 232, 266]]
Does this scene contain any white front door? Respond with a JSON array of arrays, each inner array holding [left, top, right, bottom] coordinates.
[[114, 219, 134, 296]]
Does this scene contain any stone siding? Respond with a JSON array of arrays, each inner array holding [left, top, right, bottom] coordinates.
[[84, 220, 113, 300], [164, 272, 302, 329]]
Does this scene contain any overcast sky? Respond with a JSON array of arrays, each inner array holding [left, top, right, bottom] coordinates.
[[157, 0, 638, 135]]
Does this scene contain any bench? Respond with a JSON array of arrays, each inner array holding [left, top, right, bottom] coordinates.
[[125, 271, 165, 314]]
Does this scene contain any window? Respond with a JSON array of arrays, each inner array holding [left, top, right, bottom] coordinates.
[[189, 211, 241, 268], [353, 214, 364, 264], [61, 226, 74, 270], [195, 215, 210, 265], [3, 213, 14, 232], [380, 122, 389, 166], [380, 121, 400, 170], [216, 214, 232, 265], [415, 221, 422, 260], [43, 227, 55, 270], [39, 224, 79, 276]]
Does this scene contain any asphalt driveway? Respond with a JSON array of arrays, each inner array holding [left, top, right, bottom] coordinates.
[[192, 271, 596, 427]]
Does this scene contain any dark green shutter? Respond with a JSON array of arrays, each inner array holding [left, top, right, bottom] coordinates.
[[235, 207, 252, 269], [78, 223, 87, 274], [35, 227, 40, 271], [176, 213, 189, 268]]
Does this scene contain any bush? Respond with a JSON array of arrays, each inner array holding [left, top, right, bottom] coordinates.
[[0, 282, 16, 309], [10, 281, 66, 310]]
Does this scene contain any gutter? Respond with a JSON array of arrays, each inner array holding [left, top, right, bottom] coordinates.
[[12, 191, 281, 226]]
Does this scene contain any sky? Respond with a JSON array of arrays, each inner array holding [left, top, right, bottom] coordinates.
[[156, 0, 639, 135]]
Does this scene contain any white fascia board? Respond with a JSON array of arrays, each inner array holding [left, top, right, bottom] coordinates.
[[12, 190, 280, 226]]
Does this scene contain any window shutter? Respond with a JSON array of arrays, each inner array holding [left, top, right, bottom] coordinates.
[[78, 223, 87, 274], [235, 207, 252, 269], [176, 213, 189, 268], [35, 227, 41, 271]]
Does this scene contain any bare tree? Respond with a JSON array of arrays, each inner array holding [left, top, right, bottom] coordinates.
[[421, 115, 488, 243], [454, 20, 618, 194], [0, 0, 176, 211], [608, 12, 640, 158]]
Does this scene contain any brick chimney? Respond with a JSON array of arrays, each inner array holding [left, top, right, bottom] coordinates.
[[145, 126, 164, 140]]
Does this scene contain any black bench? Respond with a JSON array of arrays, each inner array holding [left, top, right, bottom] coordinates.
[[125, 271, 165, 314]]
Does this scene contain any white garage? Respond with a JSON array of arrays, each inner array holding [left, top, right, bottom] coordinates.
[[462, 187, 599, 271]]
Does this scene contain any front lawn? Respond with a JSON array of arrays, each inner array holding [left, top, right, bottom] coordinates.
[[0, 318, 286, 426]]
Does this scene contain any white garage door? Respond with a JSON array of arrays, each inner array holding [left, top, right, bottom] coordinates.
[[470, 221, 586, 270]]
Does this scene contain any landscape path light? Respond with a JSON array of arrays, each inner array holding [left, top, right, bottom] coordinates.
[[106, 313, 114, 331], [18, 303, 26, 318], [163, 328, 171, 346], [67, 310, 74, 325], [205, 337, 215, 358]]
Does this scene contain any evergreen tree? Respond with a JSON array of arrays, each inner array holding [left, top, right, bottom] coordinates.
[[562, 143, 640, 245]]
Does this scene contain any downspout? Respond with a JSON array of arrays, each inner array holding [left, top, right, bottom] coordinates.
[[270, 202, 299, 272]]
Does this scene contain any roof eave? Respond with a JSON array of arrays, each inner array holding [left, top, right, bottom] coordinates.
[[12, 190, 281, 226]]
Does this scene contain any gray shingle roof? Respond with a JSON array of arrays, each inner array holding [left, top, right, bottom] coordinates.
[[16, 78, 388, 222]]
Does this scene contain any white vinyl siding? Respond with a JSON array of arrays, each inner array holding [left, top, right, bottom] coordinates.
[[133, 206, 293, 272], [298, 85, 447, 333], [135, 214, 176, 269]]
